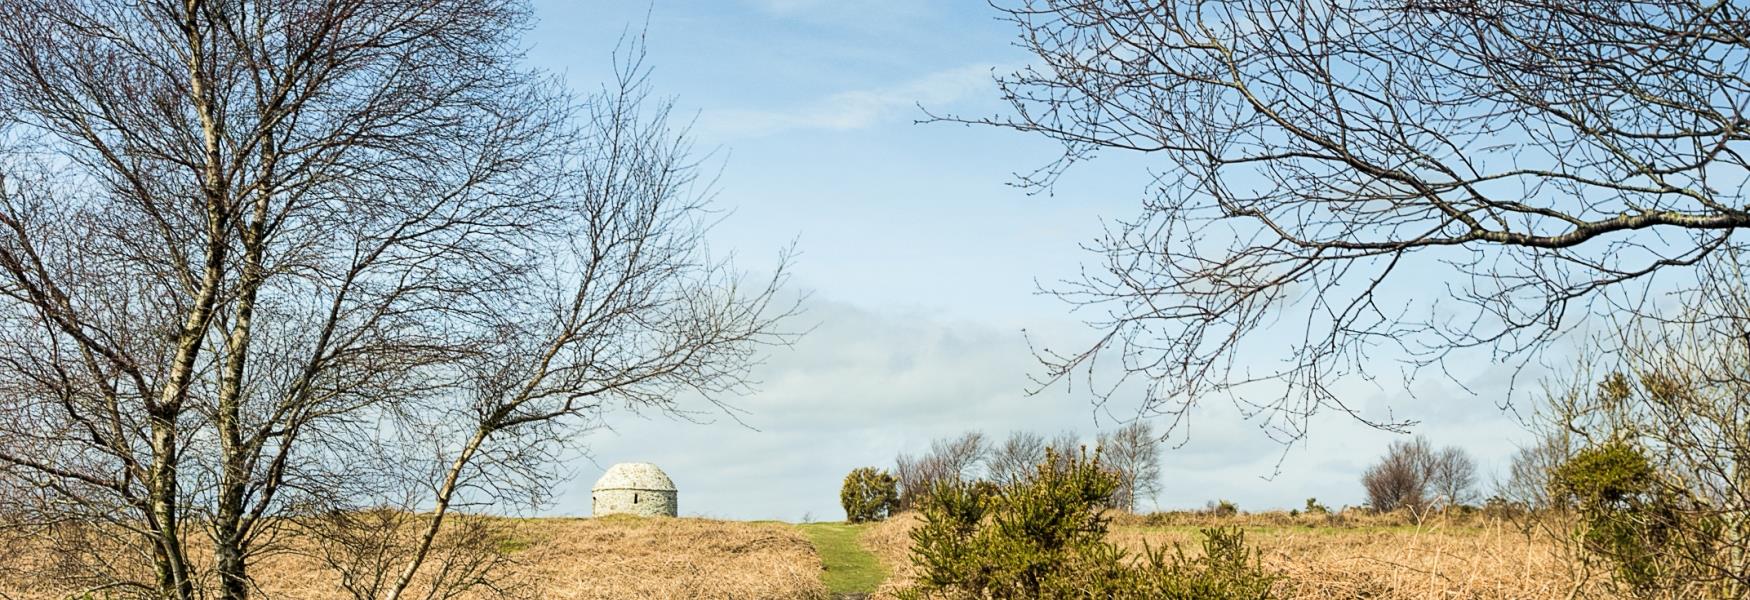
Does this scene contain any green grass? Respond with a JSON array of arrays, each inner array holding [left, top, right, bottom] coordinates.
[[796, 522, 887, 596]]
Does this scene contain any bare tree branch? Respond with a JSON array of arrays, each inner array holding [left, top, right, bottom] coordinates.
[[963, 0, 1750, 444]]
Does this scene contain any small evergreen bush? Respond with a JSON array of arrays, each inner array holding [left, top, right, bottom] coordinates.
[[899, 448, 1277, 599], [1125, 527, 1277, 599], [841, 466, 899, 523], [1549, 440, 1714, 596]]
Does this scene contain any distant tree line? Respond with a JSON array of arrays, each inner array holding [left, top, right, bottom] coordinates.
[[842, 422, 1164, 522], [900, 425, 1162, 514], [851, 421, 1495, 526]]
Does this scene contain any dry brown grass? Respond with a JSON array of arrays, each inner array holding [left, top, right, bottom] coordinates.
[[1, 509, 1625, 599], [1, 515, 827, 600], [497, 516, 825, 600], [863, 510, 1617, 599], [863, 512, 923, 599]]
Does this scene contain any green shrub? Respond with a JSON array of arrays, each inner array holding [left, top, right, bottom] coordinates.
[[1549, 441, 1713, 596], [899, 448, 1277, 599], [1125, 527, 1278, 599], [841, 467, 899, 523], [1304, 497, 1329, 514], [1207, 499, 1238, 517]]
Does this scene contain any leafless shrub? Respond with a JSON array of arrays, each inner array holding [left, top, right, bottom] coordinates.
[[1364, 437, 1434, 514], [302, 508, 522, 600], [1362, 436, 1475, 517]]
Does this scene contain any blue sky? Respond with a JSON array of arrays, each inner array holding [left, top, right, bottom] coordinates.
[[522, 1, 1541, 521]]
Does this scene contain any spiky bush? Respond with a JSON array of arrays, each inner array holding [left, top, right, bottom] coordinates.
[[841, 467, 900, 524], [1549, 440, 1717, 596], [899, 448, 1277, 599]]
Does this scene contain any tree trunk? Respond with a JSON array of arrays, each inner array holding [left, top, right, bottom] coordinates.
[[147, 419, 193, 600], [385, 428, 490, 600]]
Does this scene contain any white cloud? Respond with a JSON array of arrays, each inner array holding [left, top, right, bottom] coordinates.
[[696, 64, 1001, 139], [543, 295, 1538, 521], [549, 297, 1059, 520]]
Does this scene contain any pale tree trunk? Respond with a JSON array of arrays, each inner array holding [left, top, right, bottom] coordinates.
[[214, 202, 269, 599], [149, 221, 227, 600], [211, 105, 278, 599], [146, 419, 192, 600], [385, 428, 489, 600], [158, 0, 231, 595]]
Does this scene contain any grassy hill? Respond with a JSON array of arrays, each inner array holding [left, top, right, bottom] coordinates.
[[2, 515, 829, 600], [3, 511, 1610, 599]]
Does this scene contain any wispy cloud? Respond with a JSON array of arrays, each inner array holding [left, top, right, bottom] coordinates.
[[697, 64, 1002, 139], [548, 295, 1532, 520]]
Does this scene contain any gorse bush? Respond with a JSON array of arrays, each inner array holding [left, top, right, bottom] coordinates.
[[1207, 499, 1238, 517], [1128, 527, 1277, 600], [1550, 440, 1718, 597], [899, 448, 1277, 599], [1524, 364, 1750, 598], [901, 448, 1114, 597], [841, 467, 900, 523]]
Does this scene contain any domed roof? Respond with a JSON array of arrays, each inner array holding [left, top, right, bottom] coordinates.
[[591, 462, 676, 492]]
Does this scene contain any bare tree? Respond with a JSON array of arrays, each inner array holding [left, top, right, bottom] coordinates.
[[967, 0, 1750, 441], [1047, 430, 1083, 471], [1362, 436, 1433, 514], [1497, 426, 1575, 512], [1097, 422, 1161, 512], [988, 430, 1046, 487], [1362, 435, 1474, 514], [0, 1, 792, 598], [1428, 446, 1478, 508], [895, 431, 991, 508], [933, 431, 992, 482]]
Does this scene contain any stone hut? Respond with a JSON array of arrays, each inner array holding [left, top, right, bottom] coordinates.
[[591, 462, 677, 517]]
